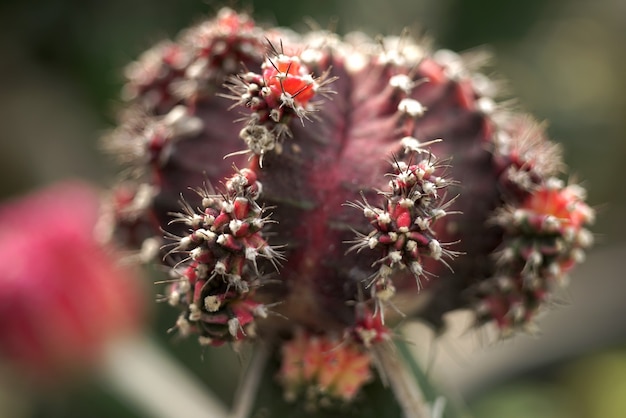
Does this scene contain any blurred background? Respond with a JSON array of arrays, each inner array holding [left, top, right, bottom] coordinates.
[[0, 0, 624, 417]]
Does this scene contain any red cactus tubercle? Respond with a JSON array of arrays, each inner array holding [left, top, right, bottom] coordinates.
[[103, 8, 594, 404]]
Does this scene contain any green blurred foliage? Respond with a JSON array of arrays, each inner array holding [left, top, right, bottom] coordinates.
[[471, 346, 626, 418]]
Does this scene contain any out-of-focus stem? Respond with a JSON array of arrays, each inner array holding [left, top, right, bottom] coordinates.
[[372, 343, 433, 418], [230, 343, 270, 418], [102, 337, 228, 418]]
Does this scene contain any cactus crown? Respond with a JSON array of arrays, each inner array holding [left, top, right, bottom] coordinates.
[[104, 7, 594, 406]]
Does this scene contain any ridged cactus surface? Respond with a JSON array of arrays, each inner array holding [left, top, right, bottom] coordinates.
[[103, 8, 594, 407]]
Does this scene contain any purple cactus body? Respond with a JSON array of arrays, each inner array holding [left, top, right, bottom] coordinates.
[[104, 8, 594, 403]]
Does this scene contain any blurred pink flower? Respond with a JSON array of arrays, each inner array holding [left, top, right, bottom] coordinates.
[[0, 182, 146, 383]]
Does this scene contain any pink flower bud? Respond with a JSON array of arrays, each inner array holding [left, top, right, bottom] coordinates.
[[279, 330, 372, 404], [0, 182, 146, 383]]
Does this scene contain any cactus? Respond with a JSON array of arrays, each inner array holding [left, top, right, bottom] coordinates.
[[102, 7, 594, 416]]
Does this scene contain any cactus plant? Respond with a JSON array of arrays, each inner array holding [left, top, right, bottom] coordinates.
[[102, 7, 594, 417]]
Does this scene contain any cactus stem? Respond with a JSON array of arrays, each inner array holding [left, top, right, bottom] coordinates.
[[371, 343, 433, 418]]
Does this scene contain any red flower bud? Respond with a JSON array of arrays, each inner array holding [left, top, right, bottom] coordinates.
[[0, 182, 146, 383]]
